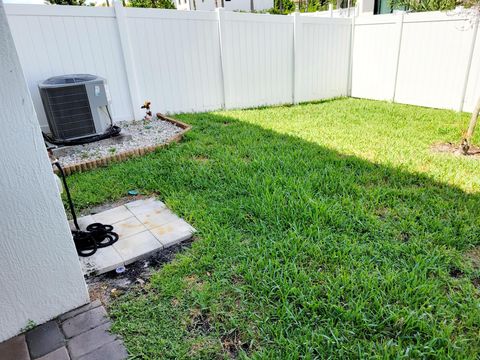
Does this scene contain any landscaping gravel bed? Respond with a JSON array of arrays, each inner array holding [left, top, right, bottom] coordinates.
[[55, 119, 183, 167]]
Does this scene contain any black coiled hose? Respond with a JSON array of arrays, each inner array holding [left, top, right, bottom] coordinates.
[[54, 161, 118, 257], [43, 125, 121, 146], [43, 105, 121, 146]]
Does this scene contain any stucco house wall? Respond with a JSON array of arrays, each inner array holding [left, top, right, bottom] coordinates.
[[0, 0, 89, 343], [175, 0, 191, 10], [194, 0, 217, 10]]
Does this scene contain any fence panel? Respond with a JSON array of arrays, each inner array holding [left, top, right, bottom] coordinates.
[[6, 4, 133, 131], [295, 16, 351, 103], [125, 8, 224, 114], [395, 12, 474, 111], [352, 12, 477, 112], [253, 0, 274, 11], [464, 25, 480, 113], [351, 15, 399, 101], [220, 11, 294, 109]]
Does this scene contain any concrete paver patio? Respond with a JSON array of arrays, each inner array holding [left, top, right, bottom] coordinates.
[[76, 197, 196, 275]]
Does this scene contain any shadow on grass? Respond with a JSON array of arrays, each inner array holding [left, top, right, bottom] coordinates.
[[69, 112, 480, 359]]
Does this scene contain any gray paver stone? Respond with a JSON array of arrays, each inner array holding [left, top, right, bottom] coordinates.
[[58, 301, 101, 322], [77, 340, 128, 360], [37, 347, 70, 360], [26, 321, 65, 359], [61, 307, 109, 339], [67, 323, 116, 359]]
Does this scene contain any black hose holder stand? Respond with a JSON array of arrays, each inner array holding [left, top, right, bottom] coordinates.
[[52, 158, 119, 257]]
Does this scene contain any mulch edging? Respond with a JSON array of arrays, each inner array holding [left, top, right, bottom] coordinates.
[[57, 113, 191, 176]]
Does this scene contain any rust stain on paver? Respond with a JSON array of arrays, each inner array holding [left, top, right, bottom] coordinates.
[[150, 225, 173, 235], [119, 222, 141, 228]]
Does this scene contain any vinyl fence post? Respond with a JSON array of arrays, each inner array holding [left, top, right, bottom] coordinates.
[[113, 1, 142, 120], [293, 12, 300, 105], [459, 16, 479, 112], [391, 12, 404, 102], [347, 15, 355, 96], [216, 7, 227, 109]]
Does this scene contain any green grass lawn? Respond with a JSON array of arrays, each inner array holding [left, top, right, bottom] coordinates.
[[68, 98, 480, 359]]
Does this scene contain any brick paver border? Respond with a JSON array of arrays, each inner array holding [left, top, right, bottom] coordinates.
[[56, 114, 191, 176]]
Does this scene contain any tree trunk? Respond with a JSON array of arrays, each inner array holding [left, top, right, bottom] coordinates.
[[250, 0, 254, 11], [461, 95, 480, 154]]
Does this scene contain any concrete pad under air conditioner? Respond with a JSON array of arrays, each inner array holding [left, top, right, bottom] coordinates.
[[75, 198, 195, 275]]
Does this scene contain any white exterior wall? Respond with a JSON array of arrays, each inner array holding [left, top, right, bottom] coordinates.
[[0, 0, 89, 343], [253, 0, 273, 11], [357, 0, 374, 15], [223, 0, 273, 11], [195, 0, 216, 10], [305, 7, 357, 18], [223, 0, 252, 11], [175, 0, 191, 10], [175, 0, 272, 11]]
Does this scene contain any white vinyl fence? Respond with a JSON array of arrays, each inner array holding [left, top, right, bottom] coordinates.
[[5, 4, 352, 131], [220, 11, 294, 108], [352, 12, 480, 112], [125, 8, 224, 114], [5, 4, 480, 133], [295, 15, 352, 102]]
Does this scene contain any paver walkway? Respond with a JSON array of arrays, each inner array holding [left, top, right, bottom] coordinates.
[[0, 301, 127, 360]]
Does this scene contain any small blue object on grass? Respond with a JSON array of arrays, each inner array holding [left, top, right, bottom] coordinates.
[[128, 190, 139, 196]]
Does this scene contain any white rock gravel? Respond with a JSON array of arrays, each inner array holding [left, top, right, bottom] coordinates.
[[55, 119, 183, 167]]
